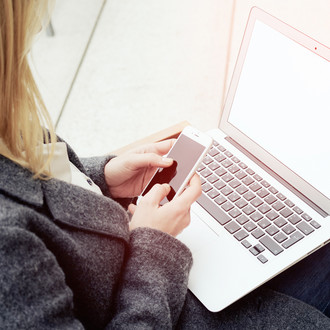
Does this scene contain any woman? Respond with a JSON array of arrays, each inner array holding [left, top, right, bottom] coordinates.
[[0, 1, 329, 329]]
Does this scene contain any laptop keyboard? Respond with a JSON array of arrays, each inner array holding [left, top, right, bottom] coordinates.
[[197, 141, 321, 264]]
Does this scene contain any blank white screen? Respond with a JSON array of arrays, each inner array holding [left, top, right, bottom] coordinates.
[[229, 20, 330, 199]]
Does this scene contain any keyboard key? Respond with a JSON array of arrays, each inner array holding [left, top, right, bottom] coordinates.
[[265, 225, 279, 236], [266, 211, 279, 221], [217, 144, 226, 152], [293, 206, 303, 214], [282, 224, 296, 235], [197, 193, 231, 225], [285, 199, 295, 208], [238, 162, 248, 169], [269, 186, 278, 194], [236, 185, 249, 195], [225, 221, 241, 234], [302, 213, 312, 221], [228, 165, 240, 174], [260, 236, 284, 255], [241, 239, 252, 248], [250, 198, 263, 208], [235, 198, 248, 209], [243, 191, 256, 201], [215, 154, 226, 163], [201, 168, 212, 178], [209, 162, 220, 171], [202, 183, 212, 193], [250, 182, 262, 192], [222, 173, 234, 182], [274, 232, 288, 243], [242, 177, 254, 186], [222, 159, 233, 168], [229, 208, 242, 218], [252, 228, 265, 239], [244, 221, 257, 232], [276, 193, 286, 201], [229, 179, 241, 189], [265, 195, 277, 204], [310, 220, 321, 229], [203, 156, 213, 165], [198, 164, 206, 172], [207, 189, 220, 199], [243, 205, 255, 215], [282, 231, 304, 249], [228, 192, 241, 203], [297, 221, 315, 235], [274, 217, 287, 228], [254, 244, 265, 253], [246, 168, 255, 175], [258, 204, 271, 214], [250, 211, 263, 222], [221, 201, 234, 212], [207, 174, 219, 184], [214, 180, 226, 190], [259, 218, 271, 229], [288, 214, 302, 225], [235, 170, 247, 180], [215, 195, 226, 205], [224, 150, 233, 158], [209, 148, 219, 157], [236, 215, 249, 225], [215, 168, 227, 177], [257, 254, 268, 264], [249, 247, 259, 256], [234, 229, 249, 241], [261, 180, 270, 188], [221, 186, 233, 196], [231, 156, 240, 163], [272, 201, 285, 211], [253, 174, 263, 182], [280, 207, 294, 218], [257, 188, 269, 198]]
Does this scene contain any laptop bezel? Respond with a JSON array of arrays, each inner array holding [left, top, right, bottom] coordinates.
[[219, 7, 330, 215]]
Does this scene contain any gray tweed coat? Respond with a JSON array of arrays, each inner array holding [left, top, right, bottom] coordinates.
[[0, 141, 329, 329]]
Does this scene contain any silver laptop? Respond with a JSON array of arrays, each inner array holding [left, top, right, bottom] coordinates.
[[177, 7, 330, 312]]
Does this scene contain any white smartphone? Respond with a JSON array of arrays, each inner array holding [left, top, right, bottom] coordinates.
[[140, 126, 213, 204]]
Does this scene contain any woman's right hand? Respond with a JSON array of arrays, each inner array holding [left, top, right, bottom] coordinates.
[[128, 174, 202, 237]]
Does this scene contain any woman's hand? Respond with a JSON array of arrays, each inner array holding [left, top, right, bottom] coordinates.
[[128, 174, 202, 237], [104, 140, 175, 198]]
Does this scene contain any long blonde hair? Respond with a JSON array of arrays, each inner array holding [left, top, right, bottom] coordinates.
[[0, 0, 56, 179]]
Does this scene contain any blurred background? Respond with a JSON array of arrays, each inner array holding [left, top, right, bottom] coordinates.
[[30, 0, 330, 157]]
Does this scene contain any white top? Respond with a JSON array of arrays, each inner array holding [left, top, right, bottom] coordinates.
[[43, 142, 103, 195]]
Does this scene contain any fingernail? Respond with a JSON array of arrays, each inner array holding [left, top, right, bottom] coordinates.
[[162, 157, 173, 164]]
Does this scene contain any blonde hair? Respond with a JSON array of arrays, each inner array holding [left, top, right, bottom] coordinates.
[[0, 0, 56, 179]]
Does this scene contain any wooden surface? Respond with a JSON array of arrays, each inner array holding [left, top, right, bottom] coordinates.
[[111, 121, 190, 155]]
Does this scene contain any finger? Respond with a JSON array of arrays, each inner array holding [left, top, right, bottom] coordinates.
[[143, 183, 171, 206], [128, 153, 173, 171], [133, 139, 176, 156], [128, 203, 137, 214], [175, 174, 202, 206]]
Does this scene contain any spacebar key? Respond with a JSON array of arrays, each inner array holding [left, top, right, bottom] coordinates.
[[197, 193, 231, 225]]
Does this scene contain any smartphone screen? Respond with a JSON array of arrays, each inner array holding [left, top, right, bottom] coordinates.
[[142, 134, 206, 203]]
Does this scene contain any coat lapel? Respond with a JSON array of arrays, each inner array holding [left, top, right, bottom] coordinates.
[[0, 155, 129, 243]]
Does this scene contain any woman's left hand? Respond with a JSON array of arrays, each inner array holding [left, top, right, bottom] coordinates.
[[104, 139, 175, 198]]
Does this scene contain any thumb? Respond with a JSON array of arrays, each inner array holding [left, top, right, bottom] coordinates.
[[144, 183, 171, 206]]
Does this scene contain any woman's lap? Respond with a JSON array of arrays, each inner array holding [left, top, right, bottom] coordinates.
[[265, 242, 330, 317]]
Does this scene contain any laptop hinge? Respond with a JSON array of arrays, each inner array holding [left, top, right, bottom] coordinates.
[[225, 137, 329, 218]]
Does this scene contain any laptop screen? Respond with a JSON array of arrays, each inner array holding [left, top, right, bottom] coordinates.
[[221, 9, 330, 214]]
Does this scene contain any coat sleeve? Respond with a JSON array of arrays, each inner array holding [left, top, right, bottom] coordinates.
[[80, 156, 133, 209], [108, 228, 193, 329], [0, 226, 84, 330]]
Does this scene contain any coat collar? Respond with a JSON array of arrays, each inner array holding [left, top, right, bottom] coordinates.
[[0, 155, 129, 243]]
